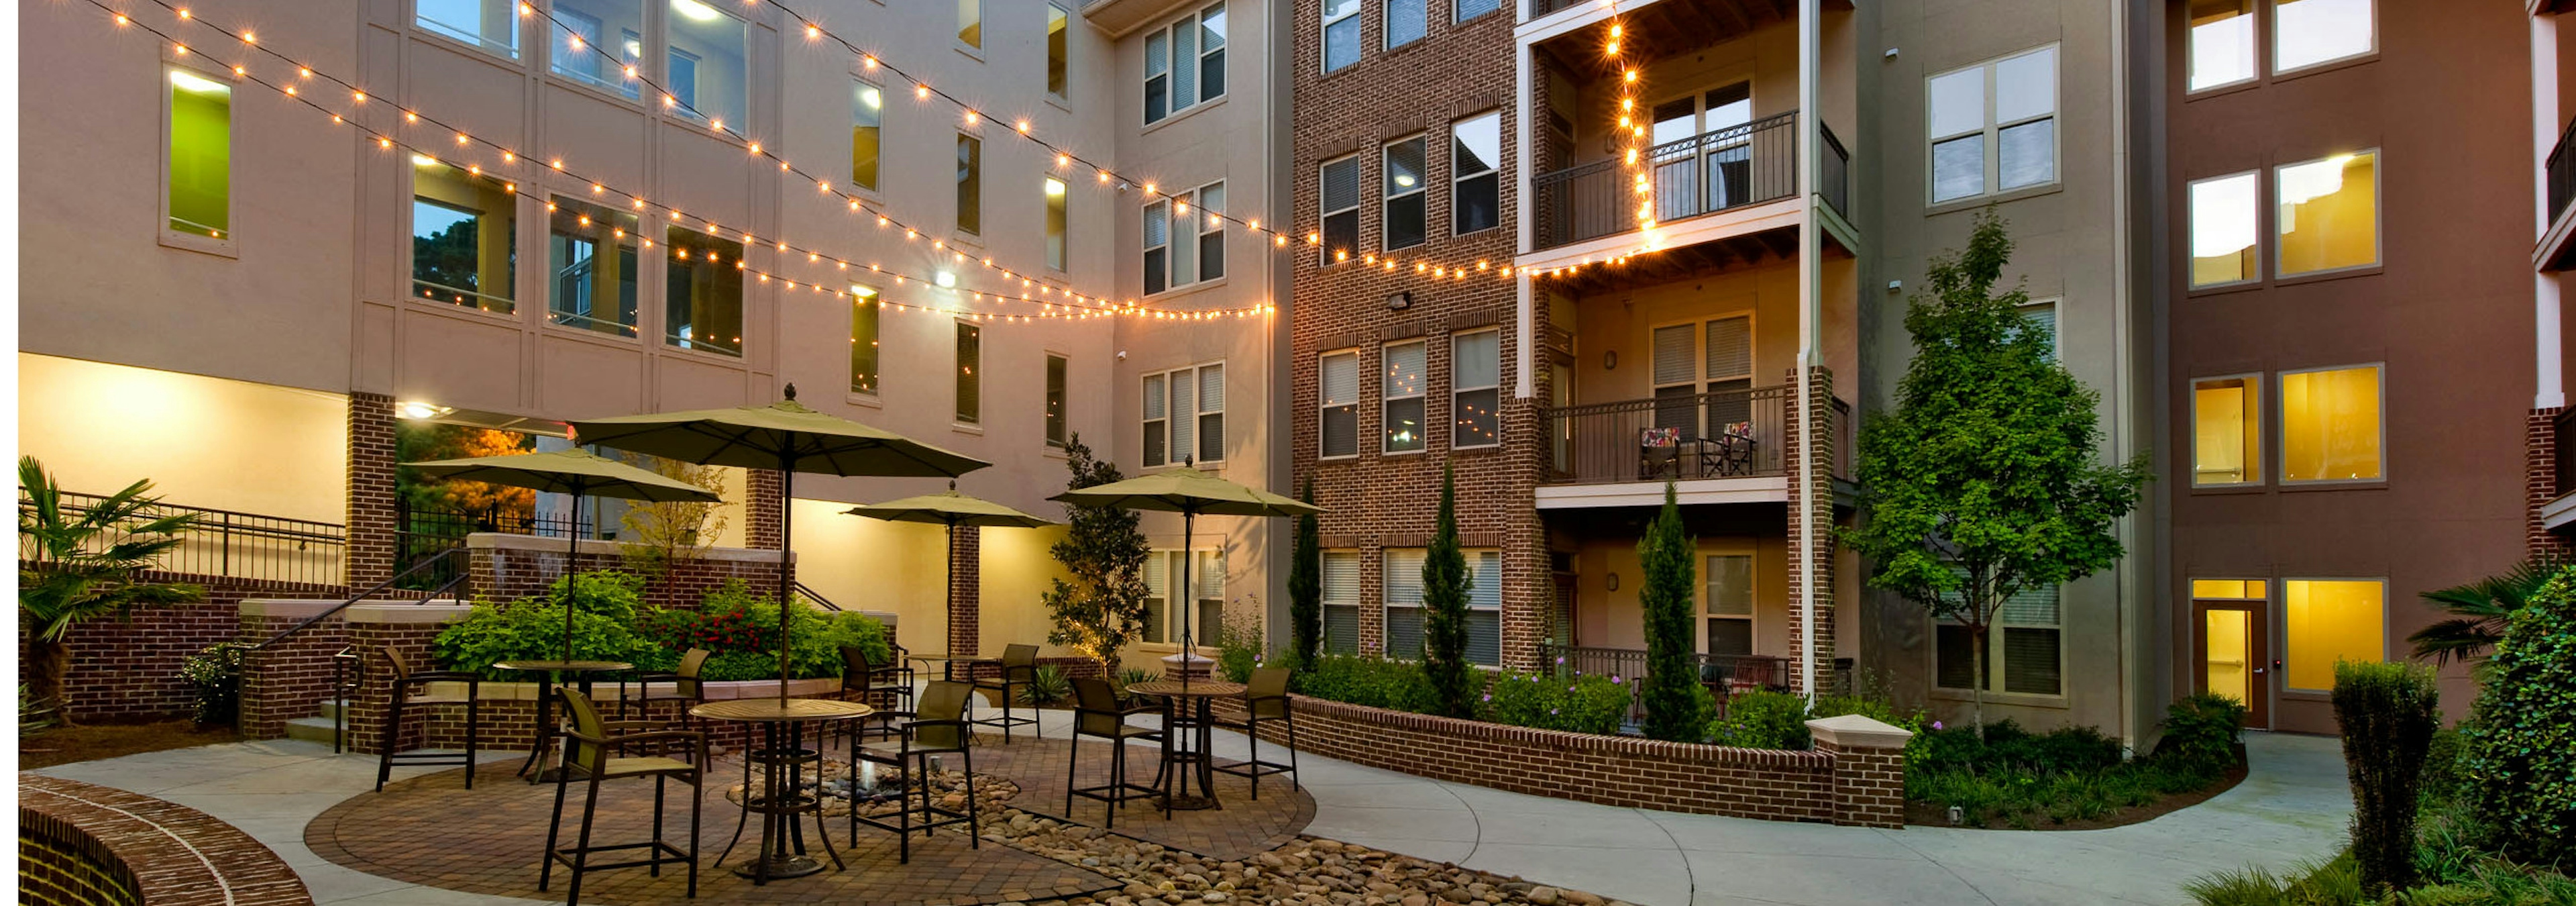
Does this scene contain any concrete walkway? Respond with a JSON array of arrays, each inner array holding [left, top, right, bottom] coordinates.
[[32, 716, 2349, 906]]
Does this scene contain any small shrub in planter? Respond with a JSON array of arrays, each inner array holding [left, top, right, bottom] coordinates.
[[178, 644, 245, 727], [1019, 664, 1073, 706], [1293, 654, 1437, 713], [1479, 672, 1631, 736], [2153, 693, 2249, 776], [1705, 691, 1813, 749]]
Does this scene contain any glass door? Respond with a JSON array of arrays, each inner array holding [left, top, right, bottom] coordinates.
[[2192, 583, 2271, 729], [1648, 81, 1752, 221]]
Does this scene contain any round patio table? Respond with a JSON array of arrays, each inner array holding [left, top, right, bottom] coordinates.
[[690, 698, 874, 883], [1126, 680, 1245, 812], [491, 660, 631, 784]]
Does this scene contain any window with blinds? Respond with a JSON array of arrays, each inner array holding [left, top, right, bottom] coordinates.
[[1383, 548, 1427, 659], [1142, 362, 1225, 466], [1141, 552, 1169, 644], [1322, 550, 1360, 654], [1142, 549, 1225, 647], [1383, 342, 1427, 454], [1192, 548, 1226, 648], [1652, 315, 1753, 438], [1466, 550, 1501, 665], [1321, 155, 1360, 264], [2016, 301, 2057, 362], [1933, 581, 2061, 695], [1320, 351, 1360, 458], [1705, 554, 1753, 656], [1454, 330, 1501, 449]]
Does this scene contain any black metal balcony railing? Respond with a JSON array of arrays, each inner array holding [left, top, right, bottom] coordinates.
[[17, 489, 346, 587], [1544, 385, 1790, 485], [2555, 409, 2576, 501], [1534, 111, 1798, 251], [395, 505, 579, 589], [2553, 117, 2576, 232], [1819, 121, 1851, 220]]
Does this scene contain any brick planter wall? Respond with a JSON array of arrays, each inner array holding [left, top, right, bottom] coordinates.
[[1210, 695, 1911, 827], [19, 774, 313, 906], [15, 573, 351, 724]]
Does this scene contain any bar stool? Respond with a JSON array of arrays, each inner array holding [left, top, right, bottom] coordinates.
[[969, 644, 1040, 744], [841, 644, 913, 742], [1213, 666, 1299, 799], [374, 647, 481, 793], [618, 648, 710, 726], [851, 681, 979, 863], [540, 689, 706, 905], [1065, 677, 1166, 828]]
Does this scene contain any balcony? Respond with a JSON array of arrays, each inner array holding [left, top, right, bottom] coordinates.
[[1533, 112, 1799, 251], [1545, 385, 1789, 484], [2545, 116, 2576, 271]]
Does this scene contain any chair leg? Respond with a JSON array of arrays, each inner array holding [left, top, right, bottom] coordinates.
[[540, 760, 572, 891], [686, 769, 703, 899], [1064, 732, 1079, 818], [464, 695, 478, 790], [961, 743, 979, 850], [568, 774, 603, 906], [650, 774, 666, 878], [1000, 685, 1015, 745], [1105, 737, 1124, 830], [1247, 715, 1261, 801], [1287, 712, 1301, 791], [715, 750, 753, 867], [375, 695, 403, 793]]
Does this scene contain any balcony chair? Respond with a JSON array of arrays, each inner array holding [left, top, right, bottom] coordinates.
[[969, 643, 1040, 744], [1212, 666, 1299, 799], [374, 646, 480, 793], [1701, 421, 1757, 476], [1065, 677, 1167, 828], [840, 644, 914, 744], [851, 680, 979, 863], [616, 648, 710, 727], [539, 688, 706, 905]]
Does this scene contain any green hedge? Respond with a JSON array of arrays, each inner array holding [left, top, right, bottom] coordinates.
[[1289, 655, 1633, 736], [433, 572, 889, 683], [2459, 566, 2576, 871]]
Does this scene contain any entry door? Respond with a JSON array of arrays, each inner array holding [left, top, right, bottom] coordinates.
[[2193, 601, 2270, 729]]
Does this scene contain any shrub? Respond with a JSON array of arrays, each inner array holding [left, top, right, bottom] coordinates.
[[2333, 660, 2443, 895], [1293, 654, 1436, 713], [435, 572, 888, 683], [1705, 691, 1813, 749], [1020, 664, 1073, 706], [2157, 693, 2251, 774], [1480, 671, 1631, 736], [1216, 610, 1265, 684], [178, 644, 244, 726], [2459, 566, 2576, 871]]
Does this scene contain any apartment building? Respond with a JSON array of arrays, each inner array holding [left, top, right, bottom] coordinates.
[[16, 0, 1285, 666], [2159, 0, 2534, 734]]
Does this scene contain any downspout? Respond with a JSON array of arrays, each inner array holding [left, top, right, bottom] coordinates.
[[2536, 14, 2565, 411], [2110, 0, 2137, 752], [1796, 0, 1821, 703]]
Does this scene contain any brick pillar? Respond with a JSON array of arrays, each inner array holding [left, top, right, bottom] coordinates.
[[746, 469, 785, 552], [948, 525, 981, 656], [345, 393, 399, 591], [2528, 408, 2572, 560], [343, 603, 473, 756], [1501, 299, 1553, 672], [1782, 365, 1838, 695], [1810, 715, 1911, 828]]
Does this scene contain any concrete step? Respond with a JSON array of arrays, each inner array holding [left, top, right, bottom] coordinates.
[[315, 698, 350, 721], [283, 715, 343, 745]]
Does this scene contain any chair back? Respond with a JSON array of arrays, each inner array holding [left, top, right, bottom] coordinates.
[[1071, 677, 1124, 737], [911, 681, 972, 750], [1000, 643, 1039, 681], [557, 688, 609, 776], [839, 645, 876, 692], [676, 648, 710, 697], [1246, 667, 1291, 717], [382, 646, 414, 683]]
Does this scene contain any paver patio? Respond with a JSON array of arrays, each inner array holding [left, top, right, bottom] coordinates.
[[31, 712, 2350, 906]]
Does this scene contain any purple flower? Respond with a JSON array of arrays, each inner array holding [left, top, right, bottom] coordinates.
[[1567, 686, 1577, 693], [1555, 656, 1566, 665], [1611, 675, 1623, 684], [1933, 720, 1945, 730], [1481, 694, 1492, 702], [1549, 708, 1559, 715]]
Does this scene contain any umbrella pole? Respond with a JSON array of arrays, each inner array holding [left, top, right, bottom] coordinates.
[[945, 520, 958, 656], [564, 487, 586, 664], [779, 456, 796, 706], [1179, 507, 1193, 695]]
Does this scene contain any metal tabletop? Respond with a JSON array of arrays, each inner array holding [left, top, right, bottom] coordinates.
[[689, 698, 876, 723], [1126, 680, 1246, 698], [492, 660, 633, 673]]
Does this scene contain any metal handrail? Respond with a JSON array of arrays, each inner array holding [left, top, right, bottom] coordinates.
[[793, 581, 845, 612], [410, 279, 515, 313], [1534, 111, 1799, 250], [19, 488, 346, 585], [248, 548, 470, 652]]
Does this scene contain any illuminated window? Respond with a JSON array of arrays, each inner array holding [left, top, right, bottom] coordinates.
[[1705, 554, 1754, 657], [2188, 0, 2255, 91], [1145, 5, 1225, 125], [1927, 46, 2057, 203], [1453, 330, 1500, 449], [1323, 0, 1360, 73], [958, 0, 982, 49], [849, 285, 879, 395], [1047, 4, 1071, 99], [2190, 172, 2259, 287], [2284, 578, 2383, 691], [667, 0, 746, 128], [2275, 152, 2377, 276], [412, 160, 517, 314], [1320, 155, 1360, 264], [1045, 354, 1068, 447], [1650, 315, 1754, 440], [1383, 340, 1427, 454], [1384, 135, 1427, 250], [1452, 111, 1502, 235], [551, 0, 642, 99], [955, 322, 981, 424], [1322, 550, 1361, 654], [851, 81, 881, 191], [2274, 0, 2373, 74], [2280, 366, 2381, 482], [2192, 376, 2262, 486], [417, 0, 519, 58], [547, 196, 639, 336], [164, 67, 231, 242], [1320, 350, 1361, 458], [2193, 579, 2268, 600], [1140, 548, 1226, 646], [1386, 0, 1424, 49], [664, 225, 742, 356], [1044, 178, 1069, 271], [1383, 548, 1426, 659], [955, 134, 982, 235]]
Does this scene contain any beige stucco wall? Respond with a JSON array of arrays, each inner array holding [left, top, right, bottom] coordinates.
[[1570, 533, 1791, 658], [17, 352, 348, 523], [786, 497, 1077, 658]]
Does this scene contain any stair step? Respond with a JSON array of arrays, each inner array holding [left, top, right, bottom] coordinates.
[[314, 699, 353, 721], [283, 715, 342, 744]]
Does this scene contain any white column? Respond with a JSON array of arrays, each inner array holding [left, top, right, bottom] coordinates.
[[2538, 13, 2566, 409], [1794, 0, 1821, 703], [1516, 40, 1538, 401]]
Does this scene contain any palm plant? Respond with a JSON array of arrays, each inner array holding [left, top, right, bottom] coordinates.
[[2408, 559, 2558, 667], [18, 456, 204, 721]]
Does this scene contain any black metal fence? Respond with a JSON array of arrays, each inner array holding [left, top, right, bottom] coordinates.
[[1535, 111, 1798, 250], [1544, 385, 1790, 485], [17, 489, 345, 586], [2551, 116, 2576, 230], [1819, 121, 1850, 219], [395, 506, 578, 589]]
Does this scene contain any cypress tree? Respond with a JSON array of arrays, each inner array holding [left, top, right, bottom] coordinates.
[[1421, 465, 1475, 718], [1639, 482, 1702, 741], [1288, 478, 1323, 668]]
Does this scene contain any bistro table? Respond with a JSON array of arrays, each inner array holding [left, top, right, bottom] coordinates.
[[1126, 679, 1245, 812], [690, 697, 875, 883], [491, 660, 632, 784]]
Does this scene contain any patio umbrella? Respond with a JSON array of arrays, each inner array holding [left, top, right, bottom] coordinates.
[[1049, 463, 1322, 691], [403, 448, 721, 662], [846, 485, 1057, 655], [568, 385, 989, 703]]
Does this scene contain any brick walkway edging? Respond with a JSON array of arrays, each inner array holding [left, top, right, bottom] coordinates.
[[1208, 695, 1913, 828], [17, 774, 315, 906]]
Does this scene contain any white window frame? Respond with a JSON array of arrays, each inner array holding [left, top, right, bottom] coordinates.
[[2190, 372, 2266, 488], [1320, 154, 1362, 266], [2275, 362, 2386, 486], [2271, 149, 2381, 280], [954, 319, 981, 424], [1044, 177, 1069, 272], [1320, 549, 1362, 655], [1044, 351, 1069, 448], [1142, 548, 1226, 649], [1144, 181, 1226, 295], [1322, 0, 1360, 74], [1451, 111, 1502, 237], [160, 60, 237, 256], [1381, 547, 1427, 660], [1464, 548, 1503, 666], [2271, 0, 2376, 77], [2017, 299, 2059, 362], [2188, 170, 2262, 289], [1925, 44, 2059, 205], [1455, 0, 1501, 23], [2186, 0, 2258, 94], [1382, 340, 1428, 454], [849, 284, 881, 395], [957, 0, 983, 50], [1932, 583, 2065, 697], [1382, 134, 1428, 251], [1319, 349, 1363, 460], [1144, 4, 1228, 125], [1648, 312, 1756, 438], [851, 78, 885, 193], [1142, 361, 1227, 466], [1701, 550, 1756, 657], [1452, 330, 1501, 450], [1046, 3, 1072, 101], [415, 0, 522, 60], [2279, 576, 2388, 693]]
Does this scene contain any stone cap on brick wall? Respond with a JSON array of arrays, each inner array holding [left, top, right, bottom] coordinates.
[[347, 602, 472, 624], [1806, 714, 1913, 750], [239, 599, 464, 619], [421, 675, 843, 702], [466, 532, 795, 563], [1285, 694, 1836, 768]]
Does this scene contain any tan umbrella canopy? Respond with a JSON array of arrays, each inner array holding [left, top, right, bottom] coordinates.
[[1050, 464, 1322, 689], [846, 486, 1057, 647], [568, 385, 989, 703], [404, 448, 721, 662]]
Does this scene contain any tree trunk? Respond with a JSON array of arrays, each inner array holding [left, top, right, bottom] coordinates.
[[26, 639, 74, 726], [1970, 627, 1987, 741]]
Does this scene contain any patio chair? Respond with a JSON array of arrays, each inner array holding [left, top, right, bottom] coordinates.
[[616, 648, 710, 726], [539, 688, 706, 905], [969, 643, 1040, 744], [373, 646, 480, 793], [851, 680, 979, 863], [1065, 677, 1167, 828], [841, 644, 914, 741], [1212, 666, 1299, 799]]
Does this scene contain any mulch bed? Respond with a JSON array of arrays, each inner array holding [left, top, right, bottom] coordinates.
[[1903, 759, 2250, 831], [19, 720, 242, 770]]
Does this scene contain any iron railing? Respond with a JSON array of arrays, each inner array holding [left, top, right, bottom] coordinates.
[[1534, 111, 1798, 250], [17, 489, 345, 586], [1544, 385, 1790, 485], [2553, 116, 2576, 232], [248, 548, 470, 652], [794, 581, 845, 612], [396, 506, 578, 589], [1540, 642, 1793, 727], [1819, 121, 1850, 219]]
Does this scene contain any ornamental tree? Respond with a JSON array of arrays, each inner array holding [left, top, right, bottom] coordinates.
[[1639, 482, 1706, 741], [1287, 478, 1324, 668], [1421, 465, 1477, 718], [1840, 211, 2148, 736], [1041, 433, 1150, 673]]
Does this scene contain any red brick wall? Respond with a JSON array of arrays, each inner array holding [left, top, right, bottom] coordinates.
[[345, 393, 397, 591], [1288, 0, 1546, 667], [2528, 407, 2571, 560], [19, 775, 313, 906], [747, 468, 784, 552], [949, 526, 981, 656], [1783, 366, 1839, 693], [15, 572, 350, 724], [234, 608, 352, 740], [1212, 694, 1905, 825]]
